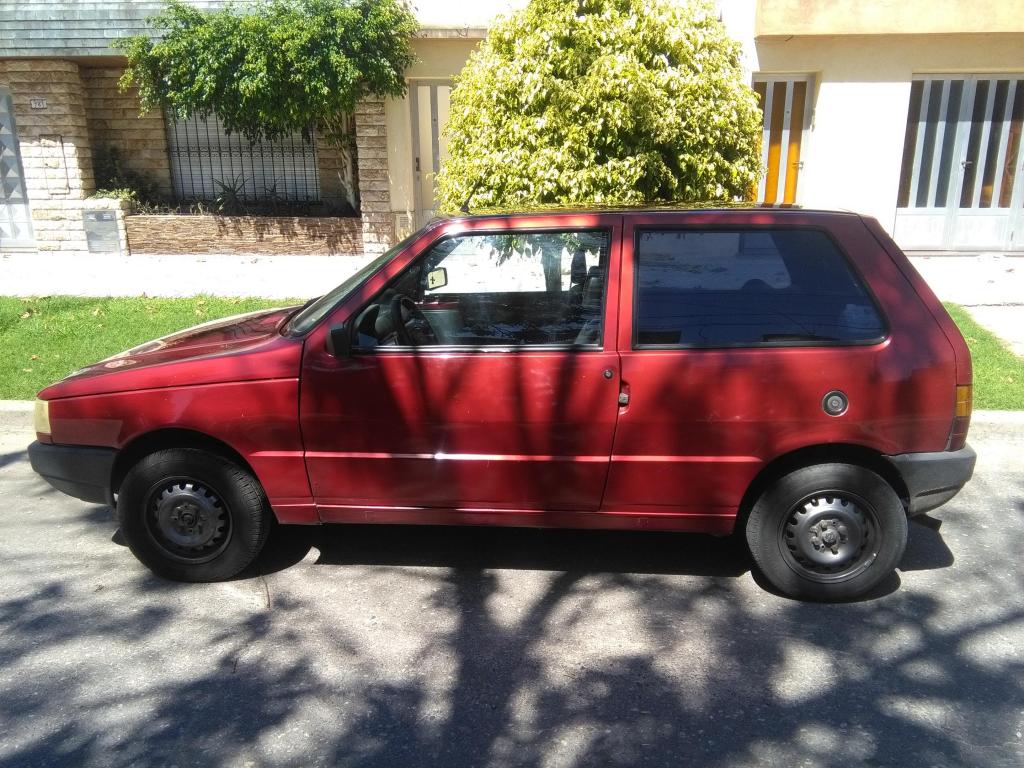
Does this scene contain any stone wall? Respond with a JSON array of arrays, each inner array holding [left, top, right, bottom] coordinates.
[[77, 64, 359, 217], [354, 97, 393, 254], [80, 66, 173, 197], [2, 57, 383, 256], [316, 120, 357, 214], [0, 58, 96, 252], [125, 215, 363, 255], [29, 197, 129, 255]]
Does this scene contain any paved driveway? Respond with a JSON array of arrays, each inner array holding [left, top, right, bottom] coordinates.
[[1, 415, 1022, 768]]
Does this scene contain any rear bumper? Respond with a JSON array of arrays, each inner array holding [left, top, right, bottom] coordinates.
[[28, 441, 117, 506], [886, 445, 977, 515]]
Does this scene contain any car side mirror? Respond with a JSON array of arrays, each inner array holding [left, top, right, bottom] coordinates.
[[426, 267, 448, 291], [327, 323, 352, 358]]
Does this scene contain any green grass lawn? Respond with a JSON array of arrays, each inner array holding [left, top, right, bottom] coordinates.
[[945, 303, 1023, 411], [0, 296, 294, 400], [1, 296, 1021, 410]]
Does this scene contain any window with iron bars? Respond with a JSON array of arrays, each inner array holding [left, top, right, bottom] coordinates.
[[164, 110, 321, 204]]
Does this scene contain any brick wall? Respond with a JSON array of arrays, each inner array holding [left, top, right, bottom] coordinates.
[[29, 197, 130, 254], [79, 65, 358, 216], [0, 59, 93, 198], [316, 121, 357, 214], [355, 97, 393, 254], [2, 58, 383, 256], [125, 215, 363, 256], [80, 66, 173, 197], [0, 58, 97, 252]]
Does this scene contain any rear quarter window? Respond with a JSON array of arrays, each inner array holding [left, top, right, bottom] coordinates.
[[634, 229, 886, 348]]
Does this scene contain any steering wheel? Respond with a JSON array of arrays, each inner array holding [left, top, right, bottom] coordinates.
[[388, 294, 438, 346]]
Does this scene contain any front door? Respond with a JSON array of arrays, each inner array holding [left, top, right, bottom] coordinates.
[[753, 76, 813, 205], [0, 87, 33, 250], [300, 215, 623, 517], [894, 75, 1024, 250]]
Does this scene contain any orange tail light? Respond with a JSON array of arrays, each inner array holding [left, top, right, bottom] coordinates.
[[948, 385, 972, 450]]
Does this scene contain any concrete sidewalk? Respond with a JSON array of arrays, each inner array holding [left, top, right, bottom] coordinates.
[[2, 249, 1022, 355], [2, 248, 1018, 302], [909, 253, 1024, 356], [0, 250, 372, 301]]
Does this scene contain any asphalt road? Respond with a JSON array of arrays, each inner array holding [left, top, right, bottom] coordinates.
[[0, 414, 1022, 768]]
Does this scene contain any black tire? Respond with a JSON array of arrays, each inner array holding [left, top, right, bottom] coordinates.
[[117, 448, 272, 582], [745, 463, 907, 601]]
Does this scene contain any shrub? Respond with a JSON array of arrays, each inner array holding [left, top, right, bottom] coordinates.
[[118, 0, 417, 142], [436, 0, 762, 212], [92, 145, 163, 207]]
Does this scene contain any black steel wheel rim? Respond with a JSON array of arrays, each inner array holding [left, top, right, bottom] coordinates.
[[778, 490, 880, 583], [143, 477, 232, 563]]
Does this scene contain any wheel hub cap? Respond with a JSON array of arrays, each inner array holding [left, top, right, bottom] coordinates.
[[150, 481, 228, 557], [785, 495, 871, 574]]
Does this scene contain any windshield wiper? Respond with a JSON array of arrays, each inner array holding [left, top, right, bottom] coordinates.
[[283, 296, 321, 328]]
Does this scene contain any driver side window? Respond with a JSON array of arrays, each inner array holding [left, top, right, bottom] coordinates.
[[353, 230, 610, 349]]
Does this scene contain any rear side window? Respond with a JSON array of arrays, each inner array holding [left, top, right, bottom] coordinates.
[[634, 229, 885, 347]]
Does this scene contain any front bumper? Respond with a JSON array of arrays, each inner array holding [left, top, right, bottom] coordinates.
[[28, 441, 117, 506], [885, 444, 977, 515]]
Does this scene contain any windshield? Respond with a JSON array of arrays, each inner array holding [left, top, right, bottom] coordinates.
[[284, 229, 424, 336]]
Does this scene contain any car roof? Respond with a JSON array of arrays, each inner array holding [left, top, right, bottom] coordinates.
[[436, 203, 860, 224]]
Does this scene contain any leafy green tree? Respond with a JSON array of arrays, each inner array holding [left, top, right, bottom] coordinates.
[[118, 0, 417, 141], [436, 0, 762, 212]]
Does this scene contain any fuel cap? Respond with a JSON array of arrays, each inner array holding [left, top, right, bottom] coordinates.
[[822, 390, 849, 417]]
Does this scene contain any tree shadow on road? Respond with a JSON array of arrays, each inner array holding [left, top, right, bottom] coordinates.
[[1, 501, 1016, 768]]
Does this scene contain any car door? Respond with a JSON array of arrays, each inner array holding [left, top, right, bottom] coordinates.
[[606, 211, 891, 531], [299, 214, 624, 518]]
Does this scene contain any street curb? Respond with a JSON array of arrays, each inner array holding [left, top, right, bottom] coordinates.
[[0, 400, 33, 412], [970, 410, 1024, 424], [0, 401, 33, 431], [905, 257, 1024, 264], [0, 403, 32, 433]]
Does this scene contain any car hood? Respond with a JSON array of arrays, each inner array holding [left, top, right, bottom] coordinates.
[[40, 307, 304, 399]]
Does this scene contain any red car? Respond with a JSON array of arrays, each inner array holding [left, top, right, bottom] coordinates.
[[29, 208, 975, 600]]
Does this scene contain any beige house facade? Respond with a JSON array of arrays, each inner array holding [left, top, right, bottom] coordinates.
[[2, 0, 1024, 256], [738, 0, 1024, 252]]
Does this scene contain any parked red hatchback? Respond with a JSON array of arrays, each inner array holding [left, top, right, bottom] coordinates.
[[30, 208, 975, 600]]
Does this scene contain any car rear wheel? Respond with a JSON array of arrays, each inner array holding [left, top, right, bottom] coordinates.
[[745, 463, 907, 601], [117, 448, 271, 582]]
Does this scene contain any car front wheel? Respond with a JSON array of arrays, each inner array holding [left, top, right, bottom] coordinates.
[[117, 448, 272, 582], [745, 463, 908, 601]]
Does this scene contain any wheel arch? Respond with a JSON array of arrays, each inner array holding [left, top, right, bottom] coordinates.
[[111, 428, 255, 495], [734, 443, 910, 534]]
